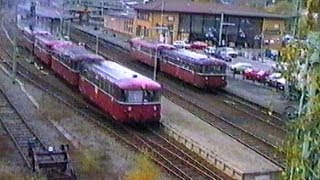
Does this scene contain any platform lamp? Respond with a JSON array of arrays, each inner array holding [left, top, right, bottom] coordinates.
[[153, 45, 158, 81]]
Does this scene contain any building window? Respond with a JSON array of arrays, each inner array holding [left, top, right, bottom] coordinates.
[[137, 11, 149, 21], [136, 25, 141, 36], [178, 14, 191, 33], [191, 15, 203, 33]]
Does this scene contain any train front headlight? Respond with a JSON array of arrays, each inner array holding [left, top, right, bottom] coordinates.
[[153, 106, 157, 111], [205, 77, 208, 80], [128, 106, 132, 112]]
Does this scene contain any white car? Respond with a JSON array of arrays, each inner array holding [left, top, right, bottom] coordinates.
[[217, 47, 238, 58], [173, 41, 191, 49], [230, 62, 252, 73], [204, 46, 216, 55], [266, 73, 286, 89]]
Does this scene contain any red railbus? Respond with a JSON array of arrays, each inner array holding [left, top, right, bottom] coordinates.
[[160, 49, 227, 89], [51, 44, 104, 86], [130, 38, 175, 67], [79, 60, 162, 123], [34, 34, 71, 65], [130, 39, 227, 89], [18, 26, 51, 51]]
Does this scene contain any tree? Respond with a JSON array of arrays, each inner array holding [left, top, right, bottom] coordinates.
[[282, 0, 320, 179], [265, 1, 295, 15]]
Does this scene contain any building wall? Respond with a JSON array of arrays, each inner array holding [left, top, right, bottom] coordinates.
[[262, 18, 285, 49], [134, 10, 179, 43], [150, 12, 179, 43], [104, 15, 134, 39], [133, 9, 286, 48]]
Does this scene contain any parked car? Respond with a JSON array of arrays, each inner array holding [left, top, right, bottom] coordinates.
[[276, 78, 286, 90], [244, 69, 271, 82], [214, 50, 232, 62], [266, 72, 286, 90], [272, 62, 288, 72], [230, 62, 252, 74], [173, 41, 191, 49], [190, 41, 208, 50], [204, 46, 216, 55], [217, 47, 238, 58]]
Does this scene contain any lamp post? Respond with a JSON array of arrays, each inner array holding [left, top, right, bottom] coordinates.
[[95, 32, 99, 54], [153, 46, 158, 81], [58, 11, 63, 38], [12, 3, 19, 84], [100, 1, 104, 29]]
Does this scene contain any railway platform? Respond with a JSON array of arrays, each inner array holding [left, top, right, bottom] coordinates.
[[72, 24, 297, 115], [161, 98, 282, 179]]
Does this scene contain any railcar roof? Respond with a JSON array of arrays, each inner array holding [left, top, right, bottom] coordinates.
[[35, 34, 70, 47], [87, 61, 161, 90], [130, 38, 176, 50], [22, 26, 51, 35], [162, 49, 226, 66], [53, 44, 105, 62]]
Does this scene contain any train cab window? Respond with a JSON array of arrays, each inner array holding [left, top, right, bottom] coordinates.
[[125, 90, 143, 103], [143, 90, 160, 102]]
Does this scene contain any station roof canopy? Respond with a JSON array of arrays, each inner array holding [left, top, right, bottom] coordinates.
[[18, 4, 74, 19], [106, 11, 136, 20], [134, 0, 288, 19]]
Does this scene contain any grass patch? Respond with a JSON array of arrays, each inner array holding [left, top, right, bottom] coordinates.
[[0, 162, 45, 180], [37, 95, 73, 122], [72, 148, 110, 179], [126, 153, 160, 180]]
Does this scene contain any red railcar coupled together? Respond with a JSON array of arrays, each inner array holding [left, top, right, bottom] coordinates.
[[80, 61, 161, 123], [130, 38, 227, 89], [129, 38, 176, 67], [18, 26, 51, 51], [34, 34, 71, 66], [17, 26, 162, 123], [51, 44, 104, 86]]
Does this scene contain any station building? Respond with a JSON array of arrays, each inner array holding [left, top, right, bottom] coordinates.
[[133, 0, 288, 49], [103, 11, 135, 39]]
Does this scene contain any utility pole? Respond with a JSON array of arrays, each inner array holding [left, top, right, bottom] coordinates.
[[100, 1, 104, 29], [12, 37, 18, 84], [218, 13, 224, 46], [29, 0, 36, 64], [12, 3, 19, 84], [95, 33, 99, 54], [153, 47, 158, 81]]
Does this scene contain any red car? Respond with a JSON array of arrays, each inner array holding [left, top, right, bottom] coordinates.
[[244, 69, 271, 82], [190, 41, 208, 50]]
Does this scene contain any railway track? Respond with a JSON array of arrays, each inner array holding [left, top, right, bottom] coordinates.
[[0, 22, 230, 180], [0, 88, 75, 180], [69, 27, 287, 169], [0, 88, 47, 168]]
